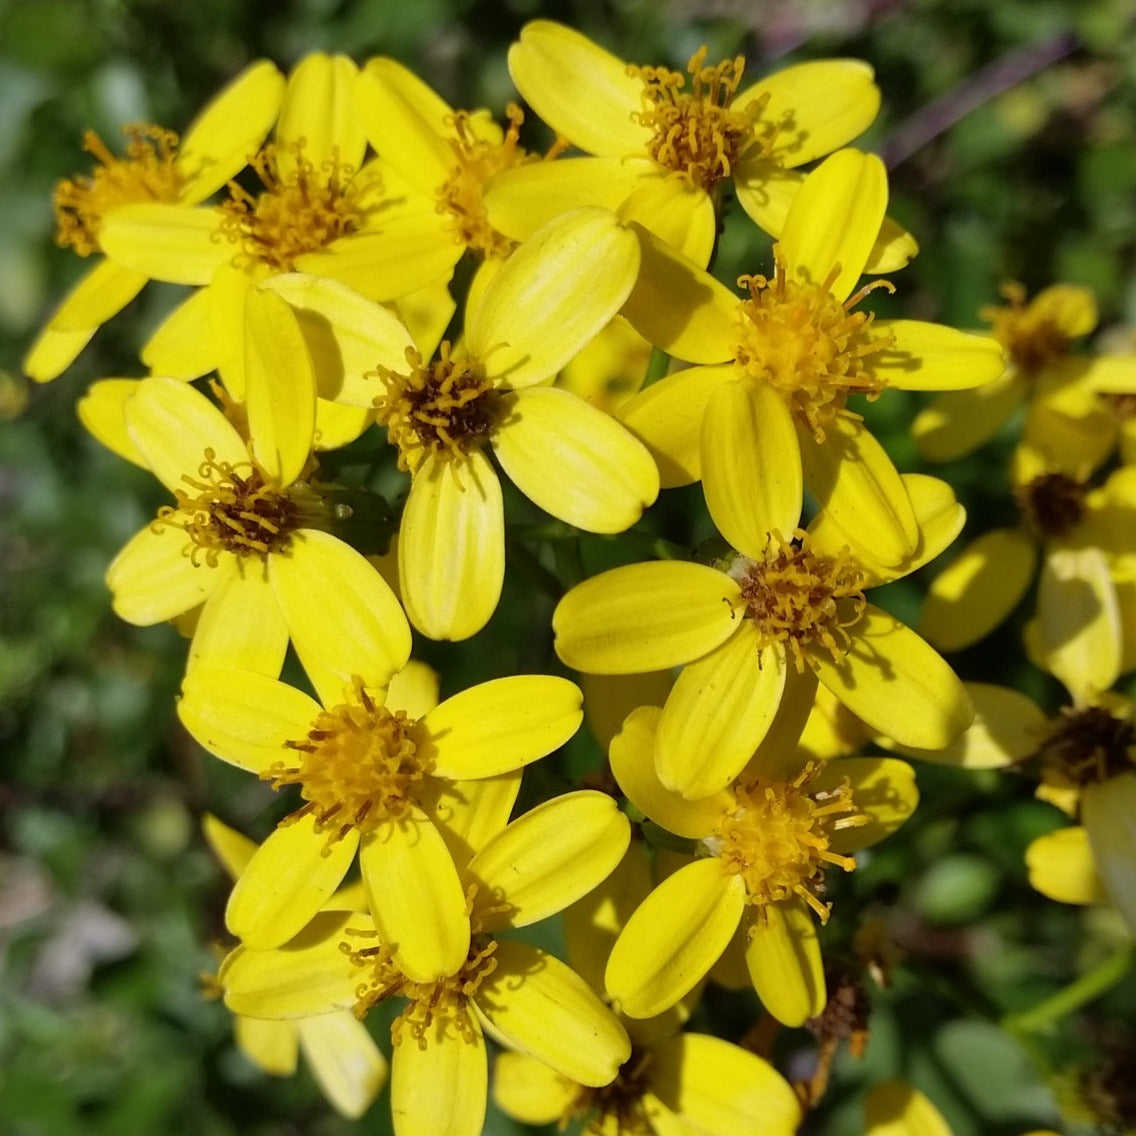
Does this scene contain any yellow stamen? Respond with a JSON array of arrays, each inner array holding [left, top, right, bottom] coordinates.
[[54, 125, 183, 256], [735, 251, 895, 440]]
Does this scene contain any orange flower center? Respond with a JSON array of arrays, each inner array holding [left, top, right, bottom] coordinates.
[[734, 252, 894, 440], [1015, 471, 1086, 538], [731, 530, 867, 671], [982, 282, 1075, 375], [54, 125, 183, 256]]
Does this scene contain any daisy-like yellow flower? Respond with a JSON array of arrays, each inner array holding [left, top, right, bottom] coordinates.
[[104, 293, 409, 688], [23, 60, 283, 382], [202, 814, 387, 1119], [220, 791, 632, 1136], [615, 148, 1005, 567], [554, 470, 971, 799], [485, 20, 908, 269], [914, 281, 1136, 465], [179, 657, 586, 979], [601, 705, 918, 1025]]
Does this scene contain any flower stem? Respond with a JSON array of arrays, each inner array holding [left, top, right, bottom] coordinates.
[[1002, 945, 1135, 1034]]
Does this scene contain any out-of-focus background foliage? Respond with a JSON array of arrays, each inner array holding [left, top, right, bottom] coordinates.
[[2, 0, 1135, 1133]]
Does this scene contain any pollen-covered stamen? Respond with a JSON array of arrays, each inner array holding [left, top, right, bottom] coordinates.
[[218, 141, 365, 271], [731, 529, 867, 672], [1031, 705, 1136, 788], [707, 762, 870, 923], [153, 449, 314, 566], [341, 928, 498, 1039], [629, 47, 760, 190], [982, 282, 1074, 375], [372, 341, 496, 471], [565, 1048, 655, 1136], [54, 125, 183, 256], [263, 682, 426, 843], [734, 254, 895, 440], [1015, 471, 1087, 538]]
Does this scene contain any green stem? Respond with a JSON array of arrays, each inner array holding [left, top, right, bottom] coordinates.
[[641, 345, 672, 388], [1002, 945, 1135, 1034]]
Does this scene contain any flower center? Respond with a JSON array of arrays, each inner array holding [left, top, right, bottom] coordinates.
[[154, 450, 314, 566], [707, 763, 869, 922], [264, 682, 427, 841], [1031, 705, 1136, 788], [565, 1048, 655, 1136], [342, 928, 498, 1040], [372, 341, 497, 472], [54, 126, 183, 256], [1015, 471, 1086, 538], [982, 282, 1074, 375], [218, 142, 365, 272], [628, 47, 763, 191], [731, 530, 867, 672]]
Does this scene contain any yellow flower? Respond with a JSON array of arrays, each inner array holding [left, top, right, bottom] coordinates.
[[219, 791, 633, 1136], [601, 706, 919, 1024], [485, 20, 905, 268], [23, 60, 283, 382], [104, 297, 409, 688], [554, 471, 971, 799], [616, 148, 1005, 567], [556, 316, 654, 416], [864, 1081, 954, 1136]]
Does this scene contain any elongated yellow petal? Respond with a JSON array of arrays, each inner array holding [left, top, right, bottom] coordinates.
[[78, 379, 147, 468], [912, 373, 1024, 463], [732, 163, 804, 240], [142, 287, 215, 378], [617, 175, 716, 267], [1082, 775, 1136, 933], [391, 1010, 486, 1136], [226, 815, 359, 949], [605, 860, 745, 1018], [234, 1015, 299, 1076], [271, 530, 411, 706], [202, 813, 257, 880], [468, 791, 630, 930], [277, 54, 366, 176], [863, 215, 920, 274], [610, 707, 726, 838], [470, 208, 640, 389], [492, 1051, 576, 1125], [620, 223, 738, 364], [553, 561, 739, 673], [744, 897, 825, 1026], [818, 757, 919, 852], [702, 380, 801, 556], [476, 939, 631, 1087], [920, 529, 1036, 651], [868, 321, 1005, 390], [779, 149, 887, 302], [125, 375, 247, 494], [865, 1081, 953, 1136], [422, 676, 582, 779], [657, 625, 785, 799], [186, 563, 289, 676], [360, 812, 471, 982], [492, 386, 658, 532], [507, 20, 650, 156], [648, 1033, 802, 1136], [99, 203, 229, 284], [808, 604, 973, 750], [581, 669, 672, 752], [418, 772, 523, 868], [740, 665, 820, 780], [297, 1010, 389, 1119], [1026, 826, 1108, 906], [618, 364, 741, 487], [398, 450, 505, 641], [106, 523, 216, 624], [23, 322, 101, 385], [244, 288, 316, 487]]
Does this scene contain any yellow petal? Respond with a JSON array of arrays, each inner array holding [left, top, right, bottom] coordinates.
[[386, 660, 440, 719], [398, 450, 505, 641], [740, 665, 820, 780], [744, 897, 825, 1026], [507, 20, 649, 156], [106, 523, 217, 625], [226, 814, 359, 949], [244, 288, 316, 487], [778, 149, 887, 302], [605, 860, 744, 1018], [868, 321, 1005, 390], [581, 669, 672, 752], [142, 287, 215, 379], [208, 263, 259, 399], [732, 163, 804, 240], [1025, 826, 1108, 906], [1029, 283, 1098, 338], [817, 757, 919, 852], [920, 528, 1037, 652], [616, 175, 716, 267], [863, 215, 920, 274], [418, 772, 523, 867], [468, 791, 630, 930], [277, 54, 366, 175], [702, 379, 801, 556], [359, 811, 471, 982], [297, 1010, 389, 1119], [492, 1051, 576, 1125], [808, 604, 973, 750], [475, 939, 631, 1087], [1082, 775, 1136, 933], [270, 530, 412, 706], [864, 1081, 953, 1136], [98, 203, 229, 284], [912, 373, 1024, 463], [609, 706, 727, 838], [78, 379, 147, 468], [234, 1015, 299, 1076], [492, 386, 658, 532], [657, 624, 786, 799], [202, 813, 258, 881], [391, 1011, 486, 1136], [470, 208, 640, 389], [552, 561, 739, 673], [22, 322, 101, 385]]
